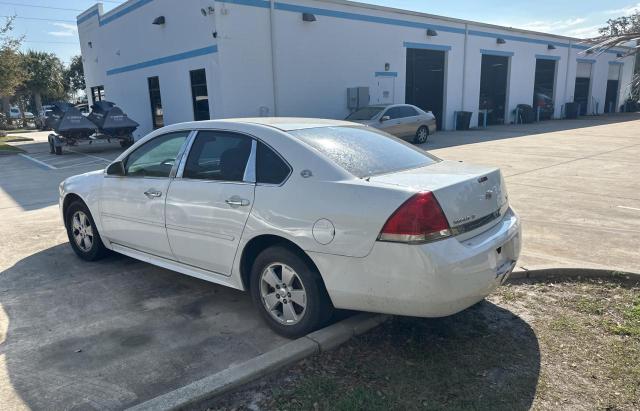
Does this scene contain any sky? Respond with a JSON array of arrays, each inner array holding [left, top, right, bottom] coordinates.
[[2, 0, 640, 64]]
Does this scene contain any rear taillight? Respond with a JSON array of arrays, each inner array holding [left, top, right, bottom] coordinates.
[[378, 192, 451, 244]]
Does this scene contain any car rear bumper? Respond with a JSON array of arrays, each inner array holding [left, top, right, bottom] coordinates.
[[309, 208, 521, 317]]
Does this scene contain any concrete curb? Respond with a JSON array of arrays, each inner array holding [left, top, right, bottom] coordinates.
[[127, 313, 389, 411]]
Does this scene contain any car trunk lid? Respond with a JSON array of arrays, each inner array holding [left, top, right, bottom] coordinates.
[[369, 160, 508, 238]]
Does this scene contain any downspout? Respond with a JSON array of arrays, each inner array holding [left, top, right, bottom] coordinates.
[[461, 23, 468, 111], [563, 41, 572, 116], [269, 0, 279, 116]]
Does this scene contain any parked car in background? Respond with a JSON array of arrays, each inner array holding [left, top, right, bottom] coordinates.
[[36, 108, 54, 131], [59, 118, 521, 338], [9, 107, 34, 120], [346, 104, 436, 144]]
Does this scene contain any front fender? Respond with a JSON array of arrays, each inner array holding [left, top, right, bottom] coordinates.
[[59, 170, 107, 245]]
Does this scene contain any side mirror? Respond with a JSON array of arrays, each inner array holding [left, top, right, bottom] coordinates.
[[380, 115, 391, 122], [106, 160, 126, 176]]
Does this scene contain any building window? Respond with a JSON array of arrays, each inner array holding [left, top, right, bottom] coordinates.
[[190, 69, 210, 121], [90, 85, 104, 103], [148, 76, 164, 129]]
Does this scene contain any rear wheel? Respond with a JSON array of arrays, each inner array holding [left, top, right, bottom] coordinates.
[[414, 126, 429, 144], [250, 246, 333, 338], [119, 136, 134, 148], [64, 200, 109, 261], [48, 137, 55, 154], [54, 145, 62, 155]]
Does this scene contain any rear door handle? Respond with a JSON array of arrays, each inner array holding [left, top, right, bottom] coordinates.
[[144, 189, 162, 199], [225, 197, 250, 207]]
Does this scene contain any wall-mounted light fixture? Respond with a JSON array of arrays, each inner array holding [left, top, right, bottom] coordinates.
[[212, 31, 218, 38], [201, 6, 214, 16], [385, 62, 391, 71], [547, 44, 556, 50], [426, 28, 438, 37], [152, 16, 165, 25], [496, 38, 506, 44], [88, 41, 93, 48], [302, 12, 317, 22]]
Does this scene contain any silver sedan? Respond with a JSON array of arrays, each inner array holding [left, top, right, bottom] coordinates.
[[346, 104, 437, 144]]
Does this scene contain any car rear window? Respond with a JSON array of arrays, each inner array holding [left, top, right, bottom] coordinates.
[[290, 126, 439, 178]]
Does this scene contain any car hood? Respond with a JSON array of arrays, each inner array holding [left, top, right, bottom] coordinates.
[[349, 119, 380, 127]]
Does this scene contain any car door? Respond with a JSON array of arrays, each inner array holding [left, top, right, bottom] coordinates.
[[100, 130, 190, 258], [165, 130, 256, 275], [379, 107, 405, 136], [399, 106, 421, 137]]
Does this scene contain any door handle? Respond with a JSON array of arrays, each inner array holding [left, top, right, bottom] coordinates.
[[225, 198, 250, 207], [144, 189, 162, 199]]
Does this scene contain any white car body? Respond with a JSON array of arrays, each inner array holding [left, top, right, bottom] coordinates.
[[9, 107, 34, 120], [60, 118, 521, 320]]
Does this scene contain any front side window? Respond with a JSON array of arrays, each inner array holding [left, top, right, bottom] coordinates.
[[183, 131, 252, 182], [291, 126, 439, 178], [125, 131, 189, 178], [190, 69, 210, 121], [148, 76, 164, 129], [384, 107, 405, 119], [257, 142, 290, 185]]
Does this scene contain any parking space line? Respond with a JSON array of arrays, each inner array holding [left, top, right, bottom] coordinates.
[[617, 206, 640, 212], [66, 148, 113, 162], [18, 153, 57, 170]]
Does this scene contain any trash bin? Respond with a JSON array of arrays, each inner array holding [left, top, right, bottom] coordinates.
[[564, 102, 579, 119], [455, 111, 472, 130], [516, 104, 535, 123]]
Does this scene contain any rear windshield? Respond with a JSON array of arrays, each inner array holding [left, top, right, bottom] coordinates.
[[290, 126, 439, 178], [346, 107, 384, 120]]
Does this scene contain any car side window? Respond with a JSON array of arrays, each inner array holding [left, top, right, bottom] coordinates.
[[256, 142, 290, 185], [385, 107, 404, 119], [183, 130, 252, 182], [125, 131, 189, 178]]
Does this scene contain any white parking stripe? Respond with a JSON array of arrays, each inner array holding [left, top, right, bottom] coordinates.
[[617, 206, 640, 212], [18, 153, 57, 170], [66, 148, 112, 162]]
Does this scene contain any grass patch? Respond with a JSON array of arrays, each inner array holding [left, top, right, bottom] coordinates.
[[0, 135, 33, 143], [0, 142, 24, 154], [211, 277, 640, 411]]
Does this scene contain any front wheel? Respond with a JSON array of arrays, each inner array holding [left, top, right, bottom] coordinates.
[[250, 246, 333, 338], [64, 200, 109, 261], [414, 126, 429, 144]]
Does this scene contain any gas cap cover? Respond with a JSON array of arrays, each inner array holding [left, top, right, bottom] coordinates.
[[312, 219, 335, 245]]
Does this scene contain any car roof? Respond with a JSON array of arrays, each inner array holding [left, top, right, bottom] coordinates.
[[162, 117, 358, 132]]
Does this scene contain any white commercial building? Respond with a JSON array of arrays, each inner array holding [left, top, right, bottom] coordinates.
[[77, 0, 636, 138]]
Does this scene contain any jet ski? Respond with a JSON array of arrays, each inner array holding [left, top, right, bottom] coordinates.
[[88, 101, 138, 146], [46, 102, 97, 154]]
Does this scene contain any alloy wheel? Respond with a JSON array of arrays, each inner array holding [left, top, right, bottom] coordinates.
[[71, 211, 94, 252], [417, 127, 428, 143], [260, 263, 307, 325]]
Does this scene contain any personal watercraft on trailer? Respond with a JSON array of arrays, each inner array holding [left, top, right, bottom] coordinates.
[[87, 101, 138, 147], [46, 101, 138, 155]]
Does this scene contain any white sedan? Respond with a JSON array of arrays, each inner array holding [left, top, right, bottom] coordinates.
[[59, 118, 521, 338]]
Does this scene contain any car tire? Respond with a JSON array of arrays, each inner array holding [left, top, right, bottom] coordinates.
[[48, 137, 55, 154], [64, 200, 109, 261], [414, 126, 429, 144], [250, 245, 333, 338], [54, 145, 62, 155]]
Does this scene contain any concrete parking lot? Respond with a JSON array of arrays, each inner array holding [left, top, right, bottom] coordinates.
[[1, 114, 639, 409]]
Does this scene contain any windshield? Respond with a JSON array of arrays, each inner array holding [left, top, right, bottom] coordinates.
[[290, 126, 439, 178], [346, 107, 385, 121]]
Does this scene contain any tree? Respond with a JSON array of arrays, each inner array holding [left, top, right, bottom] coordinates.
[[20, 50, 66, 113], [0, 16, 24, 115], [66, 55, 86, 93], [587, 12, 640, 101]]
